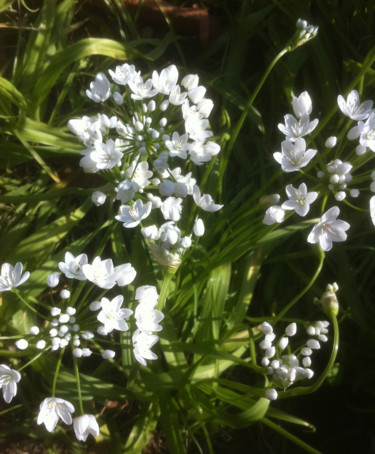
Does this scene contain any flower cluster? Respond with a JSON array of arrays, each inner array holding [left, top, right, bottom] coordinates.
[[261, 89, 375, 250], [13, 253, 163, 367], [260, 319, 329, 400], [0, 254, 165, 442], [68, 64, 222, 270]]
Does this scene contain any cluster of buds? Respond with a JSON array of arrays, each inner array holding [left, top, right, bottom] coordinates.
[[68, 63, 223, 271], [259, 319, 329, 400]]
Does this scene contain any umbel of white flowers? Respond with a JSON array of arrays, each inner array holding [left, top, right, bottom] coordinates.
[[68, 63, 223, 270], [5, 253, 165, 368]]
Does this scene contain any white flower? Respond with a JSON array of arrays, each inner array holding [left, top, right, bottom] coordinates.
[[109, 63, 138, 85], [337, 90, 373, 121], [193, 186, 223, 212], [188, 86, 206, 104], [263, 206, 285, 225], [86, 73, 111, 103], [278, 114, 318, 141], [160, 197, 183, 221], [124, 160, 153, 189], [115, 200, 152, 228], [135, 285, 159, 307], [90, 140, 123, 170], [116, 180, 138, 204], [0, 262, 30, 292], [0, 364, 21, 403], [292, 91, 313, 118], [82, 257, 136, 289], [307, 206, 350, 251], [282, 183, 318, 216], [73, 414, 100, 442], [128, 77, 158, 100], [152, 65, 179, 95], [135, 302, 164, 334], [273, 138, 317, 172], [164, 132, 189, 159], [359, 113, 375, 152], [132, 329, 159, 366], [97, 295, 133, 334], [58, 252, 88, 281], [37, 397, 75, 432], [181, 74, 199, 90]]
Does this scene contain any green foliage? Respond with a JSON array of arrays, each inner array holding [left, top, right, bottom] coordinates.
[[1, 1, 375, 453]]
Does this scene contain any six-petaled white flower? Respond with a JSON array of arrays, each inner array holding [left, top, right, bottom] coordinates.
[[132, 329, 159, 366], [97, 295, 133, 334], [282, 183, 318, 216], [0, 364, 21, 403], [307, 206, 350, 251], [0, 262, 30, 292], [115, 200, 152, 228], [37, 397, 75, 432], [273, 138, 317, 172], [337, 90, 373, 121]]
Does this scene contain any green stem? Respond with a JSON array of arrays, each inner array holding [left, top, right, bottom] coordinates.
[[226, 47, 288, 157], [12, 288, 49, 320], [274, 248, 325, 322], [51, 347, 65, 397], [73, 355, 84, 415], [262, 417, 321, 454], [18, 349, 49, 372], [157, 272, 174, 311]]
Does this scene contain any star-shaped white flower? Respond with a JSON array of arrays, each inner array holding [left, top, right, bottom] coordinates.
[[90, 139, 123, 170], [37, 397, 75, 432], [0, 262, 30, 292], [132, 329, 159, 366], [273, 138, 317, 172], [82, 257, 136, 289], [307, 206, 350, 251], [97, 295, 133, 335], [0, 364, 21, 403], [115, 200, 152, 228], [278, 114, 318, 141], [58, 252, 88, 280], [337, 90, 373, 121], [86, 73, 111, 103], [282, 183, 318, 216]]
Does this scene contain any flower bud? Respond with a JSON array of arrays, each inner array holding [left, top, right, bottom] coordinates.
[[317, 283, 339, 317], [265, 388, 278, 400], [47, 272, 60, 288], [91, 191, 106, 206], [193, 218, 205, 237]]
